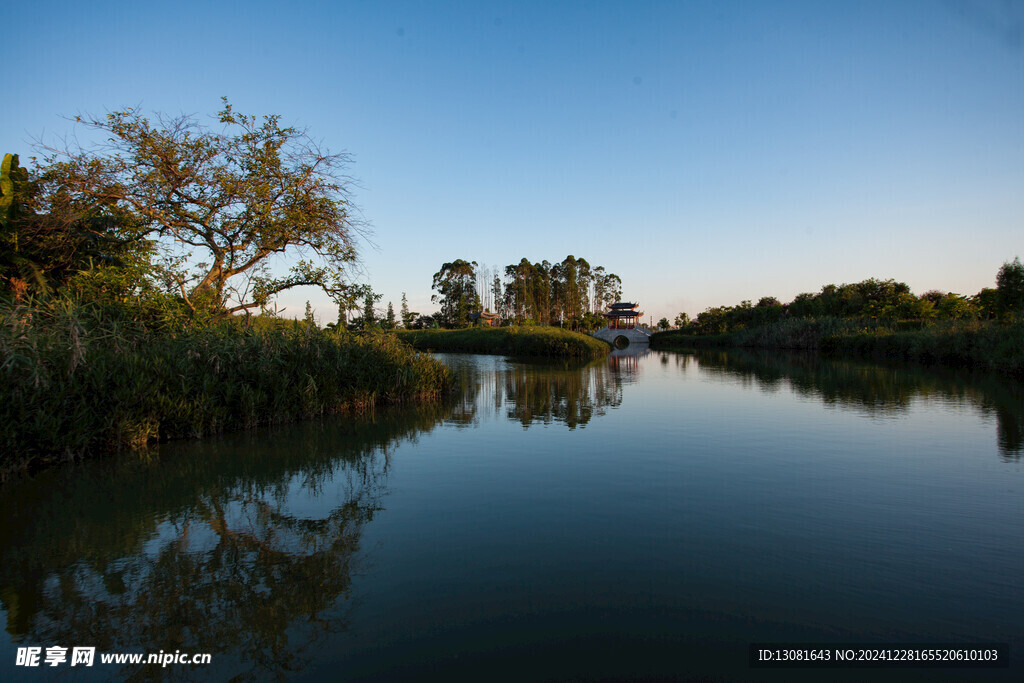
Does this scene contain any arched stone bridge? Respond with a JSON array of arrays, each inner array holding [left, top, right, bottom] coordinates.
[[591, 327, 651, 347]]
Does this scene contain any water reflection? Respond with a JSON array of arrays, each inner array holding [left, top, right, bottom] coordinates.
[[0, 405, 447, 679], [606, 344, 653, 378], [2, 349, 1020, 680], [688, 348, 1024, 458], [438, 354, 624, 430]]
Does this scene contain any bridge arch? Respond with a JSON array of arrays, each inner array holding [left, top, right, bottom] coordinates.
[[591, 326, 651, 346]]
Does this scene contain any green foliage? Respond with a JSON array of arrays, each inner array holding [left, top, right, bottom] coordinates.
[[997, 257, 1024, 320], [396, 326, 610, 360], [431, 259, 480, 328], [499, 255, 620, 328], [0, 153, 20, 226], [36, 100, 362, 320], [683, 276, 992, 338], [0, 298, 451, 473], [580, 311, 606, 332], [975, 288, 999, 320], [2, 152, 162, 303], [651, 317, 1024, 377], [399, 292, 416, 329], [359, 288, 381, 329]]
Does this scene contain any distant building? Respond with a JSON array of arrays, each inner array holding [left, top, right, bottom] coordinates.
[[602, 302, 643, 329], [470, 311, 501, 327]]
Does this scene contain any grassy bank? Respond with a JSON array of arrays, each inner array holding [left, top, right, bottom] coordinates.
[[396, 326, 611, 359], [650, 317, 1024, 376], [1, 300, 452, 475]]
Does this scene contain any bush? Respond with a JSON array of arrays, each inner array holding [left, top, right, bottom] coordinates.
[[1, 298, 451, 474]]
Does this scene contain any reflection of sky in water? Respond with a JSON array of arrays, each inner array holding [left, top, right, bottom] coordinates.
[[1, 349, 1022, 681]]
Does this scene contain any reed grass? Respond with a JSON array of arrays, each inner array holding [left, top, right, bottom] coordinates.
[[1, 299, 452, 474]]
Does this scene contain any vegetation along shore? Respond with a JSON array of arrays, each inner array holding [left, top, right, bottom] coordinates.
[[0, 104, 455, 477], [2, 100, 1020, 475], [396, 326, 610, 360], [652, 266, 1024, 377], [0, 299, 451, 476]]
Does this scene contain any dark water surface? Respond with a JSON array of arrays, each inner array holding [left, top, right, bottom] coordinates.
[[2, 348, 1022, 681]]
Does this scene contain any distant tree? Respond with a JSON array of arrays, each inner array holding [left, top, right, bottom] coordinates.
[[383, 301, 396, 329], [35, 100, 364, 320], [503, 258, 536, 323], [996, 257, 1024, 320], [580, 311, 605, 332], [399, 292, 417, 329], [303, 300, 316, 327], [974, 287, 999, 320], [336, 299, 346, 328], [604, 272, 623, 307], [934, 292, 979, 320], [491, 274, 503, 316], [674, 312, 689, 328], [431, 260, 480, 327], [361, 288, 381, 329], [657, 317, 670, 331], [787, 292, 820, 318]]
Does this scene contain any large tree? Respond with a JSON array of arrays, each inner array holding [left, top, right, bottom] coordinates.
[[431, 259, 480, 327], [37, 99, 364, 318]]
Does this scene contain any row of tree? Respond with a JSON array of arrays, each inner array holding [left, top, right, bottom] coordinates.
[[429, 256, 624, 329], [673, 264, 1024, 336], [325, 289, 430, 331]]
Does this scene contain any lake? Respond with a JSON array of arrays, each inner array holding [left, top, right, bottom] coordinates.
[[1, 347, 1022, 681]]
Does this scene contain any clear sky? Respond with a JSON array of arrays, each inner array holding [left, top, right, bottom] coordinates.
[[6, 0, 1023, 324]]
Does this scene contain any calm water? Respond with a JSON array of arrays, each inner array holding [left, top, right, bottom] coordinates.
[[2, 348, 1022, 681]]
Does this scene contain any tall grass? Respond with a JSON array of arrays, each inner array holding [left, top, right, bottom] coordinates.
[[1, 299, 451, 474], [651, 317, 1024, 376], [395, 326, 611, 360]]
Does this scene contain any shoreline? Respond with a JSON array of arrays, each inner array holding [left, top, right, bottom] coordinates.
[[395, 327, 611, 360], [650, 318, 1024, 377]]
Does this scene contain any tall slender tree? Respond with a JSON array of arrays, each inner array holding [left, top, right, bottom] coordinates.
[[400, 292, 417, 329]]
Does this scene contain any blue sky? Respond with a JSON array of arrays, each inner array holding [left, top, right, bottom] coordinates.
[[6, 0, 1023, 323]]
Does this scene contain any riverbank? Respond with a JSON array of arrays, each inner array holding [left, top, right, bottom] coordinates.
[[650, 317, 1024, 376], [396, 326, 611, 359], [1, 301, 452, 477]]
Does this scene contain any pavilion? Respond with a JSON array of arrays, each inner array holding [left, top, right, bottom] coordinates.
[[469, 311, 501, 327], [602, 302, 643, 329]]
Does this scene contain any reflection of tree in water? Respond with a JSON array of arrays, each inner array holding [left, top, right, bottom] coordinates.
[[0, 405, 447, 679], [606, 345, 653, 379], [983, 381, 1024, 460], [690, 348, 1024, 459], [439, 356, 623, 430], [503, 361, 622, 429]]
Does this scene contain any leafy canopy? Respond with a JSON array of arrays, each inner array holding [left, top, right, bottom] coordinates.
[[38, 99, 365, 319]]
